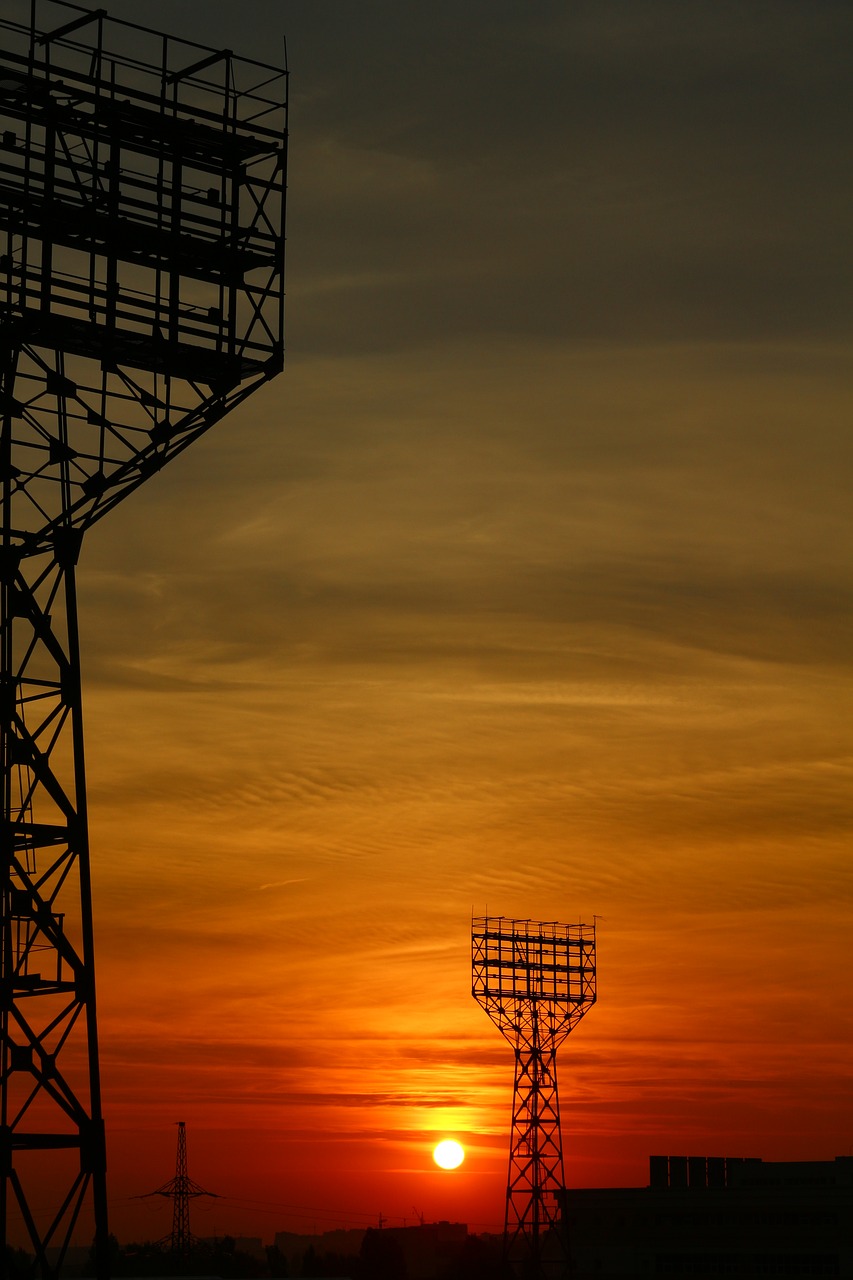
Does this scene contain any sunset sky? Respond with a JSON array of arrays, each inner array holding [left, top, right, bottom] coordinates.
[[8, 0, 851, 1247]]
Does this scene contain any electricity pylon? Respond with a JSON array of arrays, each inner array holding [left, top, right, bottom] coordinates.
[[0, 3, 286, 1275], [472, 916, 596, 1280], [143, 1121, 217, 1263]]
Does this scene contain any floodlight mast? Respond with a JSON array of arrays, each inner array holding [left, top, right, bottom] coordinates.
[[0, 2, 287, 1276], [472, 916, 596, 1280]]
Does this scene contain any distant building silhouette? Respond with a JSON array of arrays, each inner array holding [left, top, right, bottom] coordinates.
[[383, 1221, 468, 1278], [274, 1221, 468, 1279], [274, 1225, 367, 1273], [561, 1155, 853, 1277], [199, 1233, 266, 1261]]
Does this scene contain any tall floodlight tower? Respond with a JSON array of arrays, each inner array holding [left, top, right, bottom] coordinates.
[[472, 916, 596, 1280], [0, 2, 286, 1276]]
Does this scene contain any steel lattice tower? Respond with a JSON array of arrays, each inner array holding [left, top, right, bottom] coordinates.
[[472, 916, 596, 1280], [0, 2, 286, 1275], [143, 1121, 217, 1263]]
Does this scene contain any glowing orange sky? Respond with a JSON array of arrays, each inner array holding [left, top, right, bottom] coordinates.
[[7, 0, 851, 1250]]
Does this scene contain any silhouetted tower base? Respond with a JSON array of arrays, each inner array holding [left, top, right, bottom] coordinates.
[[0, 3, 286, 1274], [472, 916, 596, 1280]]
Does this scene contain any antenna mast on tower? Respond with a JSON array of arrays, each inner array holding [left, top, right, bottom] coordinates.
[[0, 3, 286, 1275], [472, 915, 596, 1280]]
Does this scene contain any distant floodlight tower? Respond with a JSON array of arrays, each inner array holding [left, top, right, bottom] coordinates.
[[472, 916, 596, 1280], [0, 2, 286, 1276]]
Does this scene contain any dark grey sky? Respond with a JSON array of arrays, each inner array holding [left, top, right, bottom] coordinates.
[[73, 0, 853, 355]]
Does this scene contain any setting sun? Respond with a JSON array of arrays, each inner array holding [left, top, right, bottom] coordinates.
[[433, 1140, 465, 1170]]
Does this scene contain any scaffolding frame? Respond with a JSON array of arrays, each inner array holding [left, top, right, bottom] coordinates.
[[0, 3, 286, 1274], [472, 916, 596, 1280]]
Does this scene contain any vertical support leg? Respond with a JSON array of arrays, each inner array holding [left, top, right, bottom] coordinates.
[[63, 547, 110, 1280], [505, 1021, 570, 1280], [0, 371, 109, 1275], [1, 339, 17, 1280]]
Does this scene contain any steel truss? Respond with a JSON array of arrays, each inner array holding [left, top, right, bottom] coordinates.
[[0, 2, 286, 1275], [472, 916, 596, 1280]]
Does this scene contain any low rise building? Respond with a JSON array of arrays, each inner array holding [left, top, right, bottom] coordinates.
[[562, 1155, 853, 1277]]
